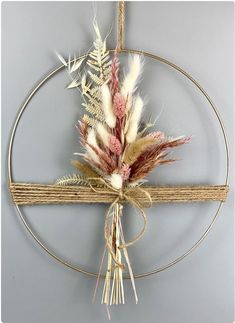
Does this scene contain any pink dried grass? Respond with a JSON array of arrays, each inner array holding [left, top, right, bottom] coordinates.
[[120, 164, 131, 181], [130, 137, 191, 181], [113, 93, 126, 119], [108, 135, 122, 156], [86, 143, 117, 174], [147, 131, 165, 141], [110, 52, 120, 98], [76, 121, 88, 146]]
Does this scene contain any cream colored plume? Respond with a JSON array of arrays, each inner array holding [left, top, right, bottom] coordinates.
[[126, 96, 144, 143], [96, 123, 110, 147], [85, 145, 100, 164], [87, 128, 98, 148], [101, 84, 116, 128], [85, 128, 100, 164], [109, 173, 123, 190], [121, 55, 143, 99]]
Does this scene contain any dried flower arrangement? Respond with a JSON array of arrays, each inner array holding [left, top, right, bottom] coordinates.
[[56, 22, 190, 308]]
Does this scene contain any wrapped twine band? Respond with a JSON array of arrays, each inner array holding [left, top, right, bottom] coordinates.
[[117, 0, 125, 51], [10, 182, 229, 206], [10, 181, 229, 270]]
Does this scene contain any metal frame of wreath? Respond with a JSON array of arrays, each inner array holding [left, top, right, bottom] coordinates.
[[8, 45, 230, 278]]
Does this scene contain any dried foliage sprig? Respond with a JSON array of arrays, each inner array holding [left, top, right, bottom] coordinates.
[[55, 21, 190, 310]]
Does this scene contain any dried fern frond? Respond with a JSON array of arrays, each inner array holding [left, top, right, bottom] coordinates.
[[77, 21, 112, 123], [87, 60, 100, 72], [83, 114, 98, 127], [83, 103, 104, 122], [67, 79, 81, 89], [88, 71, 105, 86], [123, 136, 158, 165], [55, 174, 90, 186], [70, 160, 100, 178], [88, 21, 111, 82]]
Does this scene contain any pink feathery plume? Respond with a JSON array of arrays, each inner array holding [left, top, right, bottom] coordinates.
[[76, 120, 88, 146], [147, 131, 165, 141], [129, 136, 191, 182], [110, 51, 120, 98], [108, 134, 122, 156], [120, 164, 131, 180], [86, 143, 117, 174], [113, 93, 126, 119]]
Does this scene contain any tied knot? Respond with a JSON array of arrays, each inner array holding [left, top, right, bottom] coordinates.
[[118, 189, 124, 201], [87, 177, 153, 268]]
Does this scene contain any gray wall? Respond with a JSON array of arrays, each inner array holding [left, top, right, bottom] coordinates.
[[2, 2, 234, 323]]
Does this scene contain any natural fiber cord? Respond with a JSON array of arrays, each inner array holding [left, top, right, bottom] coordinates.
[[9, 182, 228, 206], [117, 0, 125, 51]]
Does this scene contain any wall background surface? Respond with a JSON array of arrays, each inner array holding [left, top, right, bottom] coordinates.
[[2, 2, 234, 323]]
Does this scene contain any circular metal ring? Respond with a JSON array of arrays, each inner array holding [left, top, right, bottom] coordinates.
[[8, 49, 230, 279]]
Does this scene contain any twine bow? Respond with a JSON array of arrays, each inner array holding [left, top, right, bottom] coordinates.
[[88, 179, 152, 268]]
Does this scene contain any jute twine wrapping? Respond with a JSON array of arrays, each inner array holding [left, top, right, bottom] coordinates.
[[9, 182, 229, 206], [117, 0, 125, 51]]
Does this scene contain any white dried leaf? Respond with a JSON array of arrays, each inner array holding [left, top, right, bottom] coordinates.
[[67, 79, 81, 89], [56, 52, 67, 66], [70, 58, 85, 73]]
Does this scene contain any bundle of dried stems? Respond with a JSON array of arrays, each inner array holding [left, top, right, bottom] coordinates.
[[56, 21, 190, 308]]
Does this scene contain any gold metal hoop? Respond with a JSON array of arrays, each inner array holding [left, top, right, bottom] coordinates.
[[8, 49, 230, 279]]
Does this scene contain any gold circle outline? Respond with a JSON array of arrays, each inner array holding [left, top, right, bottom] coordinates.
[[8, 49, 230, 279]]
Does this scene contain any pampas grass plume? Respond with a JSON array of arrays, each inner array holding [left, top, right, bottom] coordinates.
[[113, 93, 126, 119], [121, 55, 143, 98], [101, 84, 116, 128], [86, 128, 100, 164], [85, 145, 100, 164], [109, 173, 123, 189], [96, 123, 122, 155], [96, 123, 110, 146], [87, 128, 98, 148], [126, 96, 144, 143], [109, 135, 122, 155]]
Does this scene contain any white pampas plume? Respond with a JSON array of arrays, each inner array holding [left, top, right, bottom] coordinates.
[[96, 123, 110, 146], [121, 55, 143, 98], [109, 173, 123, 190], [87, 128, 98, 147], [93, 19, 102, 40], [85, 128, 100, 164], [126, 96, 144, 143], [85, 145, 100, 164], [101, 84, 116, 128]]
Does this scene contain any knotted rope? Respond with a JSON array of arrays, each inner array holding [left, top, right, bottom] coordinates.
[[102, 185, 152, 268]]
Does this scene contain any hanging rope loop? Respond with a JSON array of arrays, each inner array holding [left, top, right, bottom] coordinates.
[[117, 0, 125, 51]]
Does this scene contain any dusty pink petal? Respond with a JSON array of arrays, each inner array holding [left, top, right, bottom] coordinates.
[[108, 134, 122, 156], [113, 93, 126, 119]]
